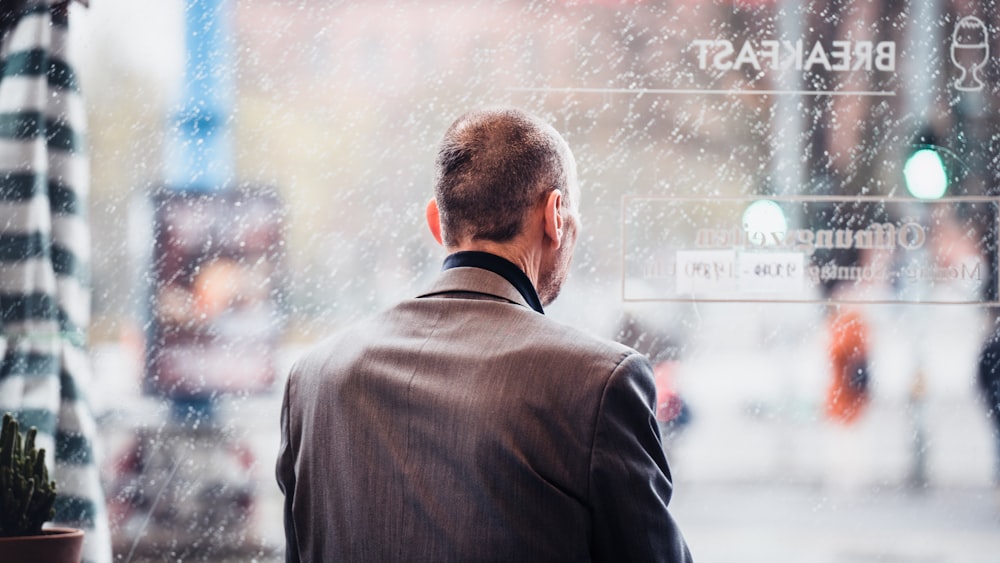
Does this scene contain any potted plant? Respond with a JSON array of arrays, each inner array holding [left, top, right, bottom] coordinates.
[[0, 412, 84, 563]]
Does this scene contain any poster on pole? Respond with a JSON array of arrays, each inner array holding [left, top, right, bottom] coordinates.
[[144, 188, 287, 399]]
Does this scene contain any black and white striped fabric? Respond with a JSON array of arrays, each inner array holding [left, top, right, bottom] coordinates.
[[0, 2, 111, 562]]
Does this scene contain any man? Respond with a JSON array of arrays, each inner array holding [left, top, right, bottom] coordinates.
[[276, 107, 692, 562]]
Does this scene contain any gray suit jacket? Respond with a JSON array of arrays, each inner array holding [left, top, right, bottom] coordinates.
[[276, 266, 692, 562]]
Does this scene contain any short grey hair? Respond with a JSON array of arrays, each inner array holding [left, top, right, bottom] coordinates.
[[433, 107, 573, 246]]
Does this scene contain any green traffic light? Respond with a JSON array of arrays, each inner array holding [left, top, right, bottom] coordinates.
[[903, 147, 948, 200]]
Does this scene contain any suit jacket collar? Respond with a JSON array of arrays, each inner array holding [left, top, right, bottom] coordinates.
[[417, 265, 538, 312], [441, 251, 544, 313]]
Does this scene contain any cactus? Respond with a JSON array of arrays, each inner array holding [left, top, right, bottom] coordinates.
[[0, 412, 57, 537]]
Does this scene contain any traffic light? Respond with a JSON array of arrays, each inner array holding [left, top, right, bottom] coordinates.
[[903, 130, 948, 200]]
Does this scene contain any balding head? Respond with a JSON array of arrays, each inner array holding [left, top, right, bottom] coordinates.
[[433, 107, 577, 247]]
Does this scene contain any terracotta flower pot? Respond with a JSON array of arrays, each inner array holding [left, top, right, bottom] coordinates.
[[0, 527, 84, 563]]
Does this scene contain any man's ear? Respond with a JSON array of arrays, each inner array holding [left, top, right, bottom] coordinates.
[[426, 199, 444, 245], [543, 190, 564, 249]]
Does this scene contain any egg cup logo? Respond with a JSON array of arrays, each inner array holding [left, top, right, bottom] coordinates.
[[951, 16, 989, 92]]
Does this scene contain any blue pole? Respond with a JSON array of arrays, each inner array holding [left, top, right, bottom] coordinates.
[[161, 0, 235, 423], [164, 0, 234, 192]]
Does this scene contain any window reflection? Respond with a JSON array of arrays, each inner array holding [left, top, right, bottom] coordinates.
[[74, 0, 1000, 561]]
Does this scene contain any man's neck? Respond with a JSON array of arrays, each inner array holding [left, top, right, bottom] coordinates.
[[446, 240, 540, 290]]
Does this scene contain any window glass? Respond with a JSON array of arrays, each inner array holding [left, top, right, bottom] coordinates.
[[76, 0, 1000, 560]]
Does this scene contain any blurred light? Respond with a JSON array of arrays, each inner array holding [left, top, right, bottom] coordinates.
[[742, 199, 787, 243], [904, 148, 948, 200]]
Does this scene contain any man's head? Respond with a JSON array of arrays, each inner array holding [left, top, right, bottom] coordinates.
[[427, 107, 580, 305]]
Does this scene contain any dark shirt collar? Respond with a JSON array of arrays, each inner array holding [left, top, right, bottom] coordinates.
[[441, 251, 544, 314]]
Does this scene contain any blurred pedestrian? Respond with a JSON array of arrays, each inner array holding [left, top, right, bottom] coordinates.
[[977, 313, 1000, 487], [824, 305, 871, 425], [822, 282, 874, 493], [276, 107, 692, 562], [614, 312, 692, 444]]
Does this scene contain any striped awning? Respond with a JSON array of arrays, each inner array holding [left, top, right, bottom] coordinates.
[[0, 2, 110, 562]]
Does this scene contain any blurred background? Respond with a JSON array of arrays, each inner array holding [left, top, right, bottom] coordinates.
[[22, 0, 1000, 560]]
